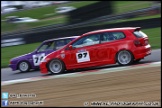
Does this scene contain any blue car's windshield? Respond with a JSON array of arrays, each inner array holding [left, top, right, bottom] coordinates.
[[37, 38, 74, 52], [37, 42, 54, 52]]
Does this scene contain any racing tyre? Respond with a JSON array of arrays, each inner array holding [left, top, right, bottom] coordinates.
[[133, 59, 142, 63], [18, 61, 30, 72], [116, 50, 134, 65], [48, 59, 65, 74]]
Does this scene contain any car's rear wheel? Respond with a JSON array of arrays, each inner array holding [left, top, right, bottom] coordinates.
[[48, 59, 65, 74], [18, 61, 30, 72], [116, 50, 134, 65]]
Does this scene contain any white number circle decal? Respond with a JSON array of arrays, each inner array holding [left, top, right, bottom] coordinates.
[[33, 53, 45, 66]]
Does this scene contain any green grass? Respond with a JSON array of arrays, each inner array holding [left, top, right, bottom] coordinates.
[[1, 1, 98, 34], [114, 14, 161, 23], [142, 27, 161, 49], [1, 1, 151, 20], [1, 15, 67, 33], [92, 14, 161, 26], [65, 1, 99, 8], [114, 1, 152, 14], [1, 1, 152, 33], [1, 5, 57, 20], [1, 27, 161, 68], [1, 42, 41, 68], [1, 1, 99, 20]]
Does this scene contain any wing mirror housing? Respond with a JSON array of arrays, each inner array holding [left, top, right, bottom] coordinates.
[[66, 45, 75, 50], [69, 45, 73, 50]]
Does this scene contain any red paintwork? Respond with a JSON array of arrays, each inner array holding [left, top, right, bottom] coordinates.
[[40, 27, 151, 74]]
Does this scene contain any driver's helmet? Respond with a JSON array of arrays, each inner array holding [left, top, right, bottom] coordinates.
[[83, 38, 93, 44], [46, 42, 52, 49]]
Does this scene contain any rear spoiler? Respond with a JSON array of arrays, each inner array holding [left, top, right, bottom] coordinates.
[[134, 27, 141, 31]]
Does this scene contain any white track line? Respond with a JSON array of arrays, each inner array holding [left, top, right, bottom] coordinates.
[[1, 62, 161, 86]]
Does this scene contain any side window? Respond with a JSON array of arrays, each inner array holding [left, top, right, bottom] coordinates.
[[101, 32, 125, 43], [101, 32, 116, 43], [37, 42, 54, 52], [46, 42, 54, 50], [37, 45, 48, 52], [65, 39, 72, 44], [133, 31, 147, 38], [72, 34, 100, 48], [55, 40, 66, 50], [112, 32, 125, 40]]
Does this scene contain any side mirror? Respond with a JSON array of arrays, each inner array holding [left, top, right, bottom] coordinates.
[[35, 50, 39, 54], [66, 45, 75, 50], [69, 45, 73, 50]]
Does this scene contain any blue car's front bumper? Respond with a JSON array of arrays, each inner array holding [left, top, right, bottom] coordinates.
[[9, 64, 17, 71]]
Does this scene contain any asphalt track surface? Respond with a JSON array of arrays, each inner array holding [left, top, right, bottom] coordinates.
[[1, 49, 161, 81]]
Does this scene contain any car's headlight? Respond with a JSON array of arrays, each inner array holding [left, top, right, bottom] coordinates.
[[9, 61, 12, 64]]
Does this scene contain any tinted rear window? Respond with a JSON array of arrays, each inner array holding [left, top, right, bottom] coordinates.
[[100, 32, 126, 43], [133, 31, 147, 38], [111, 32, 126, 39]]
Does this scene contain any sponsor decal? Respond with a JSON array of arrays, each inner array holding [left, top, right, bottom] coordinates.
[[60, 51, 65, 59], [78, 49, 86, 53], [60, 53, 65, 59]]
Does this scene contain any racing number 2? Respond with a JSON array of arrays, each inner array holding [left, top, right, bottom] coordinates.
[[76, 51, 90, 63]]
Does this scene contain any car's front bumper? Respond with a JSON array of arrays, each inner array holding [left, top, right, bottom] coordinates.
[[9, 64, 17, 71], [40, 62, 48, 74], [133, 44, 151, 59]]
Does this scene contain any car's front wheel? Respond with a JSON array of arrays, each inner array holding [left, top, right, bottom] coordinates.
[[116, 50, 134, 65], [48, 59, 65, 74], [18, 61, 30, 72]]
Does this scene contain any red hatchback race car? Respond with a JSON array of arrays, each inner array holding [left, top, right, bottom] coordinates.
[[40, 27, 151, 74]]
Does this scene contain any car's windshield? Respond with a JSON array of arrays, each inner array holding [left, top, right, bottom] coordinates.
[[55, 39, 72, 50], [37, 38, 74, 52], [72, 34, 100, 48], [37, 42, 54, 52]]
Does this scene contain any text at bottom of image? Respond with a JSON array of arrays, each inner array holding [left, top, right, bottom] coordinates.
[[84, 101, 161, 107]]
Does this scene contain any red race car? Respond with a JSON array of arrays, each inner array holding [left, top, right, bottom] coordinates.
[[40, 27, 151, 74]]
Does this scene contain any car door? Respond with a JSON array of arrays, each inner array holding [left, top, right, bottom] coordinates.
[[98, 32, 117, 63], [64, 34, 102, 69], [98, 31, 127, 64]]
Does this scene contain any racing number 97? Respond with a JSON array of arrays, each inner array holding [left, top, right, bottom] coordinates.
[[78, 52, 87, 59]]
